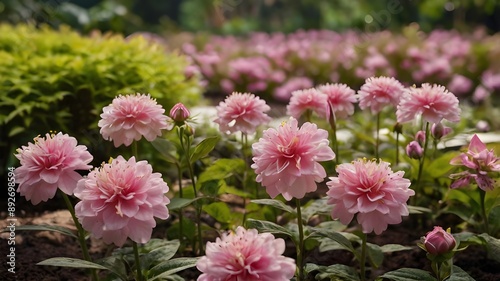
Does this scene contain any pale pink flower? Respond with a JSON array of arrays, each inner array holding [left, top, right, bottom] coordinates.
[[196, 226, 295, 281], [358, 76, 405, 114], [251, 117, 335, 200], [450, 134, 500, 191], [317, 83, 357, 119], [74, 156, 170, 246], [286, 88, 329, 119], [214, 92, 271, 134], [326, 159, 414, 234], [273, 77, 313, 101], [14, 133, 93, 205], [98, 94, 172, 147], [396, 84, 461, 124]]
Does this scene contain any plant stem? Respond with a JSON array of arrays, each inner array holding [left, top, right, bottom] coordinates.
[[479, 189, 490, 234], [295, 198, 305, 281], [395, 130, 400, 166], [61, 192, 98, 281], [415, 122, 430, 205], [132, 241, 144, 281], [328, 110, 339, 165], [360, 232, 367, 281], [176, 162, 184, 247], [375, 113, 380, 160]]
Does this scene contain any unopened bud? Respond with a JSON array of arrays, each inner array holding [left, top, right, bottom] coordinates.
[[423, 226, 456, 256], [415, 131, 426, 146], [406, 141, 423, 159], [170, 103, 190, 123], [431, 122, 452, 140]]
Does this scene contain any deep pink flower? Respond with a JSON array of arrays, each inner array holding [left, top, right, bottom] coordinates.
[[450, 134, 500, 191], [423, 226, 456, 256], [214, 92, 272, 134], [286, 88, 329, 119], [251, 117, 335, 200], [74, 156, 170, 246], [98, 93, 172, 147], [406, 141, 423, 159], [326, 159, 414, 234], [196, 226, 296, 281], [317, 83, 357, 119], [357, 76, 405, 114], [170, 103, 190, 123], [14, 133, 93, 205], [396, 84, 461, 124]]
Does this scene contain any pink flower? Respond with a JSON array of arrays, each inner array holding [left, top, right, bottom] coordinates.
[[396, 84, 461, 124], [406, 141, 423, 159], [326, 159, 414, 234], [170, 103, 190, 123], [98, 94, 172, 147], [214, 92, 272, 134], [317, 83, 357, 119], [286, 88, 329, 119], [422, 226, 456, 256], [431, 122, 452, 140], [357, 76, 405, 114], [450, 134, 500, 191], [251, 117, 335, 200], [196, 226, 296, 281], [14, 133, 93, 205], [74, 156, 170, 246], [273, 77, 313, 102]]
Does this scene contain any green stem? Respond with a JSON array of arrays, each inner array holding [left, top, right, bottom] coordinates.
[[479, 189, 490, 234], [132, 141, 138, 159], [132, 241, 144, 281], [176, 163, 184, 247], [395, 131, 400, 166], [415, 122, 430, 205], [375, 113, 380, 160], [328, 111, 339, 165], [295, 198, 305, 281], [61, 192, 98, 281], [360, 232, 367, 281]]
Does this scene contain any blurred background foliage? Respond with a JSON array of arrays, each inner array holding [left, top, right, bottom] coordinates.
[[0, 0, 500, 35]]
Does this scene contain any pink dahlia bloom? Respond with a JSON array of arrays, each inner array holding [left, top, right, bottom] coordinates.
[[286, 88, 329, 119], [326, 159, 414, 235], [196, 226, 296, 281], [396, 84, 461, 124], [98, 93, 172, 147], [214, 92, 272, 134], [357, 76, 405, 114], [317, 83, 357, 119], [14, 133, 93, 205], [450, 134, 500, 191], [74, 156, 170, 246], [251, 117, 335, 200]]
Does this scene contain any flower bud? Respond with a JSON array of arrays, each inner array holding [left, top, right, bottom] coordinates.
[[170, 103, 190, 123], [406, 141, 423, 159], [415, 130, 426, 146], [393, 122, 403, 134], [476, 120, 490, 132], [423, 226, 456, 256], [431, 122, 452, 140]]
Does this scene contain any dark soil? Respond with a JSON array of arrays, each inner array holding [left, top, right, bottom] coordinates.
[[2, 196, 500, 281]]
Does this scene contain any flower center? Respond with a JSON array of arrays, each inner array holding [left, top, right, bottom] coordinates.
[[277, 136, 299, 158]]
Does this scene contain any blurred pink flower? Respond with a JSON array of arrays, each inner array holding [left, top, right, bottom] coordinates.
[[251, 117, 335, 200], [326, 159, 414, 234], [358, 76, 405, 114], [196, 226, 296, 281], [447, 74, 472, 96], [74, 156, 170, 246], [286, 88, 329, 119], [98, 94, 172, 147], [397, 84, 461, 124], [273, 77, 313, 102], [472, 86, 490, 103], [215, 92, 271, 134], [14, 133, 93, 205], [423, 226, 456, 256], [317, 83, 357, 119], [450, 134, 500, 191]]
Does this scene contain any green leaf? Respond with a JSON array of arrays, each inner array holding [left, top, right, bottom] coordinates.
[[148, 257, 199, 280], [408, 205, 432, 214], [96, 256, 128, 280], [478, 233, 500, 263], [302, 198, 331, 221], [427, 152, 459, 178], [367, 243, 384, 268], [151, 138, 179, 164], [202, 202, 232, 224], [377, 268, 437, 281], [305, 263, 360, 281], [380, 244, 413, 253], [245, 219, 294, 239], [37, 257, 107, 270], [310, 228, 356, 254], [168, 197, 197, 211], [250, 199, 296, 215], [200, 179, 222, 197], [448, 266, 475, 281], [190, 136, 220, 163], [198, 158, 245, 184], [12, 224, 77, 239], [142, 240, 180, 269]]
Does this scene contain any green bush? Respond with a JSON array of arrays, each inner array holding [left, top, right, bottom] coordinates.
[[0, 24, 201, 174]]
